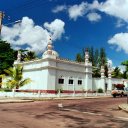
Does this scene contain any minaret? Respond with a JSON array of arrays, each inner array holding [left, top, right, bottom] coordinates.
[[100, 66, 105, 78], [42, 36, 59, 59], [108, 66, 112, 91], [100, 65, 105, 92], [47, 37, 53, 55], [84, 49, 92, 91], [14, 50, 21, 64], [85, 48, 89, 65], [17, 51, 21, 62]]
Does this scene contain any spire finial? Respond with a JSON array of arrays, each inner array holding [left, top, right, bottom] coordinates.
[[85, 48, 89, 63], [47, 35, 53, 54], [17, 50, 21, 62]]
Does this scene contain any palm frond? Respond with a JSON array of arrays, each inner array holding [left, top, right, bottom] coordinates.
[[19, 78, 32, 87]]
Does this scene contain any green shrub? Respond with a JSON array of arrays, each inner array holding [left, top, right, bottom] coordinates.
[[56, 88, 63, 94], [97, 88, 103, 93], [0, 88, 12, 92]]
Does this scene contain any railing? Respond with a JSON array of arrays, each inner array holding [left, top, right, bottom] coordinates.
[[0, 89, 111, 98]]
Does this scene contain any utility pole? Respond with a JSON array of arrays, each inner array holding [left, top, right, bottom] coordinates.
[[0, 11, 4, 36]]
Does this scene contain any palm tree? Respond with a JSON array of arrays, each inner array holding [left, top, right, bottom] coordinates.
[[4, 65, 31, 89], [76, 53, 83, 62], [121, 60, 128, 72], [23, 51, 36, 61], [112, 67, 122, 78]]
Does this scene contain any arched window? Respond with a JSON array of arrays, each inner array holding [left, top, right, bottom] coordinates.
[[68, 76, 74, 85], [58, 76, 64, 84], [78, 77, 82, 85]]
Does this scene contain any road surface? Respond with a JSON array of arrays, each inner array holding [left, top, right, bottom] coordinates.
[[0, 97, 128, 128]]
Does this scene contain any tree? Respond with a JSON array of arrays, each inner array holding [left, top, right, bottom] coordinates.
[[92, 68, 100, 77], [112, 67, 122, 78], [121, 60, 128, 79], [121, 60, 128, 71], [4, 65, 31, 89], [99, 48, 107, 67], [94, 49, 99, 67], [89, 47, 94, 66], [23, 51, 36, 61], [76, 53, 83, 62], [0, 40, 16, 74], [122, 71, 127, 79], [104, 65, 108, 77]]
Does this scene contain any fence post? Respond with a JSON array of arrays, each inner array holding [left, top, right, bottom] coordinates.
[[85, 91, 88, 97], [12, 89, 15, 97], [38, 90, 41, 98], [58, 89, 61, 98]]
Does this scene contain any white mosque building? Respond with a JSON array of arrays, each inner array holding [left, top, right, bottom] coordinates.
[[12, 39, 126, 95]]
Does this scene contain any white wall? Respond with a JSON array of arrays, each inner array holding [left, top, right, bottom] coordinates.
[[56, 70, 85, 91], [15, 56, 128, 93], [92, 78, 101, 91]]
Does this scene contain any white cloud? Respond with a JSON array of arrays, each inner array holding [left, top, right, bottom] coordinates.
[[88, 0, 100, 10], [86, 12, 101, 22], [52, 5, 67, 13], [1, 17, 65, 53], [68, 2, 88, 21], [98, 0, 128, 22], [108, 33, 128, 53], [65, 36, 70, 41], [116, 19, 125, 28], [52, 0, 128, 24], [118, 65, 126, 73], [107, 58, 113, 68], [44, 19, 65, 40]]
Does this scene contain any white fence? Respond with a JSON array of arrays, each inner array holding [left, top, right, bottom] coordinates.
[[0, 89, 111, 98]]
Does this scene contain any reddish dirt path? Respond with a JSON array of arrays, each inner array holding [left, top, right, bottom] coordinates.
[[0, 97, 128, 128]]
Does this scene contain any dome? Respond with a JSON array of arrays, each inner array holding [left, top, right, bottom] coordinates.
[[43, 50, 59, 57], [52, 50, 59, 57], [42, 37, 59, 58]]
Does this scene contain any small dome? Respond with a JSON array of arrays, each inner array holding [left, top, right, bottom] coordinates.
[[42, 37, 59, 58], [52, 50, 59, 57], [42, 50, 59, 58]]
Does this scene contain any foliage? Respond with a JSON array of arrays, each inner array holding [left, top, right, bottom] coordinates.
[[75, 47, 107, 77], [121, 60, 128, 79], [0, 40, 16, 74], [4, 65, 31, 89], [76, 53, 83, 62], [121, 60, 128, 71], [21, 50, 37, 61], [0, 88, 12, 92], [92, 68, 100, 77], [111, 67, 122, 78], [56, 88, 63, 93], [97, 88, 103, 93], [122, 71, 128, 79], [99, 48, 107, 67]]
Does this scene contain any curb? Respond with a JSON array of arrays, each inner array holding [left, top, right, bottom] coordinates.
[[0, 99, 34, 104], [118, 104, 128, 113], [0, 96, 112, 103], [24, 96, 112, 101]]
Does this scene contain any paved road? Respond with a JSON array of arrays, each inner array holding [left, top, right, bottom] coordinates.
[[0, 97, 128, 128]]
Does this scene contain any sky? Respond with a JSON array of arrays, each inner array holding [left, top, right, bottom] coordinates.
[[0, 0, 128, 68]]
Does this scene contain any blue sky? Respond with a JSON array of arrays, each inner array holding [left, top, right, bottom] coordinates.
[[0, 0, 128, 67]]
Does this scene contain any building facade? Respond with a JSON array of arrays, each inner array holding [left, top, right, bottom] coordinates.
[[12, 40, 127, 94]]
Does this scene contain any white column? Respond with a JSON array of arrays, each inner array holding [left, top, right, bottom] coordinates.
[[108, 68, 112, 91], [14, 51, 21, 64], [100, 66, 105, 92], [84, 50, 92, 91]]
